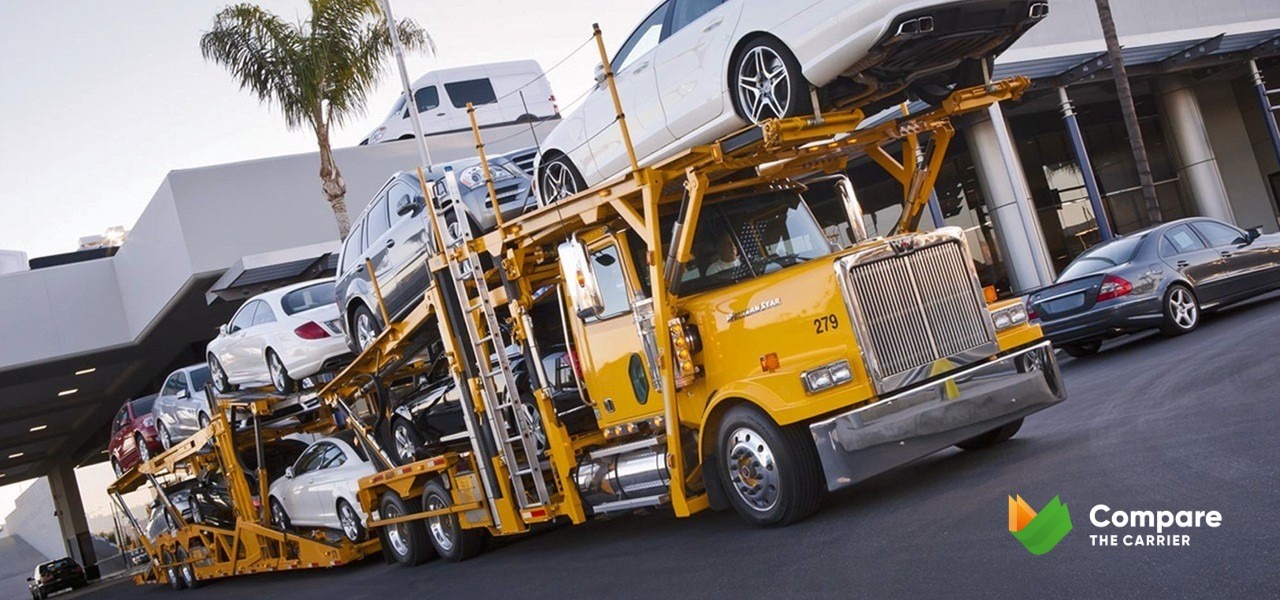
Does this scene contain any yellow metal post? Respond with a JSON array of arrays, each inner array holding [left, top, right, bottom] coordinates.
[[593, 23, 641, 174], [467, 102, 505, 232]]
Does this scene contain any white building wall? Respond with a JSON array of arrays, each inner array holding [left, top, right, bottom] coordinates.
[[1196, 81, 1280, 231], [1, 478, 61, 562], [0, 250, 27, 275]]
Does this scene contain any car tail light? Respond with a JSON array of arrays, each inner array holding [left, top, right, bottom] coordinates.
[[1096, 275, 1133, 302], [294, 321, 330, 339]]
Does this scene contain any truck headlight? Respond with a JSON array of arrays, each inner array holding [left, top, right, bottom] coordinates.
[[990, 302, 1028, 331], [801, 359, 853, 394], [458, 163, 515, 190]]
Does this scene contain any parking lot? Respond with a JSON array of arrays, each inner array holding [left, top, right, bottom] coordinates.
[[61, 292, 1280, 599]]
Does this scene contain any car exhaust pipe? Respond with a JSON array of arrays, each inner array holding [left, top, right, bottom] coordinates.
[[1029, 2, 1050, 19], [895, 16, 935, 38]]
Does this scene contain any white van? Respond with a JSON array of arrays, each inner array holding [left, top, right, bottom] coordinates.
[[362, 60, 558, 145]]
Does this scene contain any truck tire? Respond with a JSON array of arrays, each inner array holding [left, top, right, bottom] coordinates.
[[379, 493, 433, 566], [164, 549, 186, 591], [421, 479, 484, 561], [716, 405, 823, 527], [955, 418, 1024, 451]]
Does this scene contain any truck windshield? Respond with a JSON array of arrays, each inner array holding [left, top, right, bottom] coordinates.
[[674, 191, 831, 295]]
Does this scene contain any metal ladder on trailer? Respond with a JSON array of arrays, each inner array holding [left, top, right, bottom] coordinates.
[[435, 171, 550, 510]]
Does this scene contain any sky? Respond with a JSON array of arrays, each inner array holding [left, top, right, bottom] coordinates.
[[0, 0, 654, 259], [0, 0, 655, 529]]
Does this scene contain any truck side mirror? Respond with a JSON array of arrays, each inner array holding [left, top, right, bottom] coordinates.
[[836, 176, 869, 243], [594, 63, 606, 86], [558, 237, 605, 319]]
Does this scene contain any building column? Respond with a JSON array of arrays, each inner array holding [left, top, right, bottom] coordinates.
[[1157, 76, 1235, 224], [47, 462, 99, 580], [1058, 86, 1113, 241], [964, 103, 1057, 294]]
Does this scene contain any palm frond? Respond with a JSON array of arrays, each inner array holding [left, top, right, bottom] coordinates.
[[200, 4, 315, 129]]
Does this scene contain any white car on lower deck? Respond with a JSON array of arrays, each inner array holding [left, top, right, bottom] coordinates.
[[267, 433, 378, 543], [534, 0, 1048, 202], [206, 278, 352, 394]]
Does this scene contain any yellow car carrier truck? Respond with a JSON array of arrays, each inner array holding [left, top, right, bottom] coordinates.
[[108, 389, 380, 589], [316, 69, 1066, 565]]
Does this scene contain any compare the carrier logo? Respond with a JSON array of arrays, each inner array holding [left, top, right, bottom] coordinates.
[[1008, 495, 1073, 555]]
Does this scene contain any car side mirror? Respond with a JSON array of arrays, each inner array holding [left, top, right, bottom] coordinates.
[[219, 324, 228, 336], [1246, 226, 1262, 243], [558, 237, 605, 319], [284, 466, 294, 479], [396, 194, 425, 217], [594, 63, 606, 86], [176, 388, 189, 400], [26, 577, 33, 582]]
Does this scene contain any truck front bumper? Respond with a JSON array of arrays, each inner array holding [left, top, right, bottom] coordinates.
[[809, 341, 1064, 491]]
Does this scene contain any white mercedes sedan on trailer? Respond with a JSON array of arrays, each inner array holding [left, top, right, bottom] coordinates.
[[207, 278, 352, 394], [534, 0, 1048, 202], [267, 433, 378, 543]]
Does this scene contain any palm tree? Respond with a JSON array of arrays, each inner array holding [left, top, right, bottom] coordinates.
[[200, 0, 432, 237], [1094, 0, 1161, 226]]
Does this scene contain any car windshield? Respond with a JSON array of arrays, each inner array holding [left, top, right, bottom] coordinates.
[[672, 191, 832, 295], [281, 282, 336, 316], [131, 396, 155, 414], [1058, 235, 1146, 281], [189, 366, 211, 392], [386, 94, 407, 120], [40, 559, 76, 573]]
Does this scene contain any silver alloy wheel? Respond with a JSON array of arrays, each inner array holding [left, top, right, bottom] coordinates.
[[356, 312, 377, 351], [269, 353, 287, 391], [725, 426, 780, 513], [382, 502, 410, 558], [138, 436, 152, 462], [1170, 287, 1198, 329], [736, 46, 792, 123], [339, 503, 361, 542], [210, 358, 227, 392], [425, 492, 455, 553], [540, 161, 579, 202], [270, 501, 286, 529], [160, 423, 172, 449], [393, 424, 415, 465], [520, 403, 547, 455]]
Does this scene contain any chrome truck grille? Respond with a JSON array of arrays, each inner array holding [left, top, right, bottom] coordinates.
[[838, 228, 997, 392]]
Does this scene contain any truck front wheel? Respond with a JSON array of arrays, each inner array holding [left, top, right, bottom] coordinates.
[[716, 405, 822, 527]]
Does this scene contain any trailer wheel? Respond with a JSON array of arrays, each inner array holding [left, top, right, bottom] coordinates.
[[716, 405, 823, 527], [177, 545, 201, 589], [337, 499, 366, 543], [955, 418, 1023, 451], [163, 549, 186, 591], [379, 493, 432, 566], [421, 479, 484, 562]]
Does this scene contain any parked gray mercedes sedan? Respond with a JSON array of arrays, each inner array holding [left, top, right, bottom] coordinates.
[[1028, 217, 1280, 357]]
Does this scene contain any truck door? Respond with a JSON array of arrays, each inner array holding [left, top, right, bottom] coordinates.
[[568, 235, 658, 427]]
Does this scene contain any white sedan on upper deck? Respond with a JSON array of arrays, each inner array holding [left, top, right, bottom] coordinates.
[[207, 278, 352, 394], [534, 0, 1047, 202]]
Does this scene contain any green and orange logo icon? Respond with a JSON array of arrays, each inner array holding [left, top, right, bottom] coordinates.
[[1009, 495, 1072, 555]]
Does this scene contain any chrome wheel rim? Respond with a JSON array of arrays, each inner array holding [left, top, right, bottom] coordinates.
[[356, 313, 376, 350], [339, 504, 360, 541], [394, 425, 415, 464], [160, 424, 172, 450], [541, 161, 578, 202], [725, 426, 779, 512], [425, 493, 455, 553], [138, 438, 151, 461], [210, 359, 227, 392], [521, 403, 547, 455], [1170, 288, 1197, 329], [736, 46, 791, 123], [270, 502, 286, 529], [382, 503, 410, 557], [269, 354, 286, 390]]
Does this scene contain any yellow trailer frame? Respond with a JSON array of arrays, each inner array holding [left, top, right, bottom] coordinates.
[[108, 389, 379, 588]]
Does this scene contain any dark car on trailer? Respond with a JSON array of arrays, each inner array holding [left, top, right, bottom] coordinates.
[[1028, 217, 1280, 357]]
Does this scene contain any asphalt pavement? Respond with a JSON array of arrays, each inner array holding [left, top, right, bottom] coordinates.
[[66, 292, 1280, 600]]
